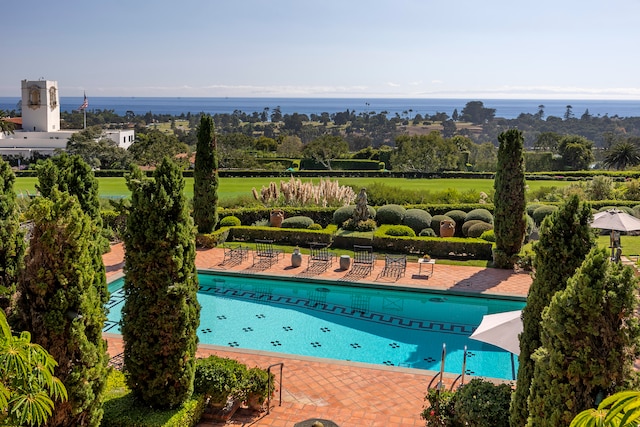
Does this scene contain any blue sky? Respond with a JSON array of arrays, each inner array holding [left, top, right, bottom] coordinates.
[[2, 0, 640, 99]]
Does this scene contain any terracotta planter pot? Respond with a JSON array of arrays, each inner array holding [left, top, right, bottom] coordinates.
[[270, 210, 284, 227], [440, 220, 455, 237]]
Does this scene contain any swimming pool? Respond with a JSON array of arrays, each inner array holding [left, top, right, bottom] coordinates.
[[105, 271, 525, 380]]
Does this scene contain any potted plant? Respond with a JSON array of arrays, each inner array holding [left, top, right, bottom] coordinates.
[[194, 356, 246, 410], [242, 367, 274, 412]]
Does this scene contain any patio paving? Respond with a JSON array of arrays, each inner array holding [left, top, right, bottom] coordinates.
[[103, 242, 532, 427]]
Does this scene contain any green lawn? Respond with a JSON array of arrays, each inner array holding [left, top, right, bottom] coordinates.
[[14, 177, 573, 202]]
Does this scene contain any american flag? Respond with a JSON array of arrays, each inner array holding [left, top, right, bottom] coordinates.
[[78, 92, 88, 110]]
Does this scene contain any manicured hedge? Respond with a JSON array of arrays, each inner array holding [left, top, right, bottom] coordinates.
[[226, 226, 333, 247]]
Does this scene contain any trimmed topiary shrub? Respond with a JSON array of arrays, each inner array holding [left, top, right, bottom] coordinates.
[[464, 208, 493, 224], [402, 208, 432, 234], [467, 222, 494, 238], [219, 215, 241, 227], [419, 228, 437, 237], [333, 205, 355, 225], [332, 205, 376, 225], [526, 203, 544, 217], [308, 223, 323, 230], [480, 229, 495, 242], [281, 216, 314, 229], [430, 214, 454, 236], [462, 219, 484, 237], [445, 209, 467, 236], [381, 224, 416, 237], [376, 204, 406, 225], [531, 205, 558, 225]]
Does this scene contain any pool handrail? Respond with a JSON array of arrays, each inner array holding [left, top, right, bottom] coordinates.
[[427, 343, 447, 390], [266, 362, 284, 414], [449, 345, 468, 391]]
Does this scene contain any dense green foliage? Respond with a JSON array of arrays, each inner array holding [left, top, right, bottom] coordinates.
[[65, 126, 131, 170], [571, 390, 640, 427], [467, 222, 494, 238], [511, 195, 595, 427], [193, 115, 219, 233], [380, 224, 416, 237], [194, 356, 247, 404], [527, 248, 640, 426], [0, 310, 68, 427], [333, 205, 377, 225], [16, 190, 108, 427], [402, 208, 432, 234], [420, 378, 512, 427], [464, 208, 493, 224], [375, 204, 406, 225], [101, 370, 205, 427], [218, 215, 241, 227], [455, 379, 513, 427], [128, 129, 189, 167], [122, 159, 200, 408], [391, 132, 462, 173], [0, 158, 24, 309], [531, 205, 559, 225], [281, 215, 314, 229], [493, 129, 526, 268]]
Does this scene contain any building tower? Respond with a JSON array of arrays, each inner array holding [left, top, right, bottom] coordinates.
[[21, 79, 60, 132]]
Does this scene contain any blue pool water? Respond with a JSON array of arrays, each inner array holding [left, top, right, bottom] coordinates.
[[105, 272, 525, 380]]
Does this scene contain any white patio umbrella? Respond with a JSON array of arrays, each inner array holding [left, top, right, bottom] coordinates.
[[591, 209, 640, 232], [469, 310, 523, 380], [590, 209, 640, 260], [469, 310, 523, 355]]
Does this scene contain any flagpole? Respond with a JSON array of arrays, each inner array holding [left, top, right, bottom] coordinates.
[[83, 108, 86, 130]]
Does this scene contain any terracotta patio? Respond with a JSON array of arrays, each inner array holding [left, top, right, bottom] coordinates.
[[103, 243, 532, 427]]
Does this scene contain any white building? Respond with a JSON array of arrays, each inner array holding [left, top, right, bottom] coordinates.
[[0, 79, 134, 157]]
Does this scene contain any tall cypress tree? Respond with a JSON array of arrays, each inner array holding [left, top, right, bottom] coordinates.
[[0, 158, 25, 310], [527, 248, 640, 426], [193, 114, 219, 233], [16, 189, 108, 427], [510, 195, 595, 427], [122, 158, 200, 408], [493, 129, 526, 269], [35, 154, 109, 305]]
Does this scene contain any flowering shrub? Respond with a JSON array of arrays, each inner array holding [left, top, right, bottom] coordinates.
[[421, 388, 457, 426]]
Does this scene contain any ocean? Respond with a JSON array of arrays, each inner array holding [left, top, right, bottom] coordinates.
[[1, 96, 639, 120]]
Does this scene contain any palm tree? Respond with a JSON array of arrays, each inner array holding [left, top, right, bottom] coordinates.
[[603, 142, 640, 170], [0, 110, 15, 135], [0, 311, 68, 426]]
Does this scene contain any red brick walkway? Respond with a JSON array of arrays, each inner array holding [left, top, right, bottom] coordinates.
[[103, 243, 531, 427]]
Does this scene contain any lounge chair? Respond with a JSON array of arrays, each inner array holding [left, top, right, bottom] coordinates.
[[351, 245, 375, 276], [221, 244, 249, 265], [307, 242, 335, 273], [253, 239, 283, 267], [377, 254, 407, 280]]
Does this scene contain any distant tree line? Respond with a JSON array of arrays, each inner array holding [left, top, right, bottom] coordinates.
[[4, 100, 640, 172]]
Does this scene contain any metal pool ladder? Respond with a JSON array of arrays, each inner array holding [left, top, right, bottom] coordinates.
[[427, 344, 468, 391]]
